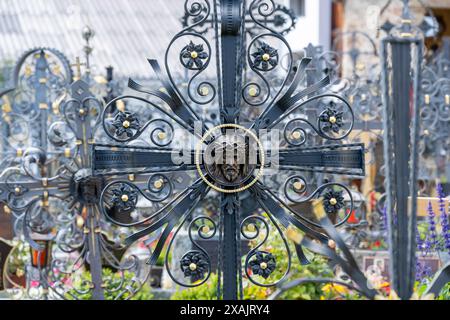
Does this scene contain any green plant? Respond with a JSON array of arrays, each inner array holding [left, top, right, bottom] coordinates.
[[170, 222, 356, 300], [68, 268, 153, 300], [436, 282, 450, 300], [415, 280, 450, 300], [7, 240, 30, 278], [171, 273, 219, 300]]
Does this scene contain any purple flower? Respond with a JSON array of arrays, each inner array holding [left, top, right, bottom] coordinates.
[[427, 201, 438, 250], [382, 206, 388, 231], [416, 226, 423, 251], [415, 261, 431, 282], [437, 184, 450, 255]]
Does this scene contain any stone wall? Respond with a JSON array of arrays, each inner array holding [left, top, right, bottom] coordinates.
[[338, 0, 449, 77]]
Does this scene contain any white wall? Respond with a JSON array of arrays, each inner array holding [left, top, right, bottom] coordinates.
[[284, 0, 332, 53]]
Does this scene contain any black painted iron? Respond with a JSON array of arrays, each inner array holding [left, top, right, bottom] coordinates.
[[380, 0, 423, 300], [94, 0, 365, 300]]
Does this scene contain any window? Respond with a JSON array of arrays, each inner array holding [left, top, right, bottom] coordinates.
[[290, 0, 305, 17]]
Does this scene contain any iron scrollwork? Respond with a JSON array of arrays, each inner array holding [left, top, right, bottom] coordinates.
[[94, 0, 364, 300]]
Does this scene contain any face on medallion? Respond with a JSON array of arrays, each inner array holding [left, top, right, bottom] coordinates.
[[205, 141, 255, 187]]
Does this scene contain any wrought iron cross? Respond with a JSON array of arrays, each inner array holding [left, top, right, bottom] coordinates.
[[93, 0, 365, 300], [0, 70, 160, 300]]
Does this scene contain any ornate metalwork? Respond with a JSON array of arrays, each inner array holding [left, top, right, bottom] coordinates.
[[181, 0, 296, 37], [380, 0, 439, 38], [0, 57, 150, 300], [420, 37, 450, 180], [94, 0, 364, 300], [0, 48, 73, 171], [380, 0, 423, 299]]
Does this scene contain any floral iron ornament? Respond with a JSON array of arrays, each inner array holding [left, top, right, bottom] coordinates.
[[95, 0, 364, 300], [181, 0, 297, 37], [420, 38, 450, 179], [0, 62, 171, 300]]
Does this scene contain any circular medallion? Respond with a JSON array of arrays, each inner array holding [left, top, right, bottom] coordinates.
[[195, 124, 265, 194]]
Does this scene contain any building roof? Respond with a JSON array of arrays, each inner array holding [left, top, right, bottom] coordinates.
[[0, 0, 185, 79]]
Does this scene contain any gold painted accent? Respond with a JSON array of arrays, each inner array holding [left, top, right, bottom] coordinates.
[[83, 227, 90, 234], [312, 199, 326, 220], [202, 226, 210, 234], [190, 51, 198, 59], [286, 226, 303, 244], [42, 178, 48, 187], [52, 92, 66, 114], [445, 95, 450, 105], [53, 65, 61, 75], [128, 174, 135, 181], [39, 78, 47, 84], [293, 181, 304, 191], [291, 131, 301, 140], [153, 179, 164, 189], [247, 223, 256, 232], [400, 33, 413, 38], [116, 100, 125, 112], [42, 191, 49, 207], [16, 148, 23, 157], [157, 132, 166, 140], [75, 140, 83, 145], [1, 103, 12, 113], [121, 194, 129, 202], [94, 76, 108, 84], [329, 116, 337, 124], [199, 86, 209, 96], [189, 263, 197, 271], [64, 148, 71, 157], [260, 262, 268, 270], [424, 94, 430, 105], [25, 65, 32, 76], [88, 139, 95, 145], [76, 216, 84, 229], [39, 103, 48, 109], [78, 108, 85, 115], [329, 198, 337, 205], [195, 124, 265, 194], [3, 206, 11, 215], [361, 94, 367, 101], [14, 187, 21, 194], [94, 227, 101, 233], [424, 129, 430, 136], [122, 120, 130, 128], [328, 239, 336, 249], [71, 57, 86, 79], [262, 53, 270, 61], [248, 87, 258, 97], [401, 19, 412, 24], [349, 95, 354, 104]]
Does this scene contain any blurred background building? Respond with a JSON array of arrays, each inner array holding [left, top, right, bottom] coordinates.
[[1, 0, 450, 83]]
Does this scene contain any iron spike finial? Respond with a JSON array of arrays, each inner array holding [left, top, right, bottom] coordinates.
[[82, 25, 94, 70]]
